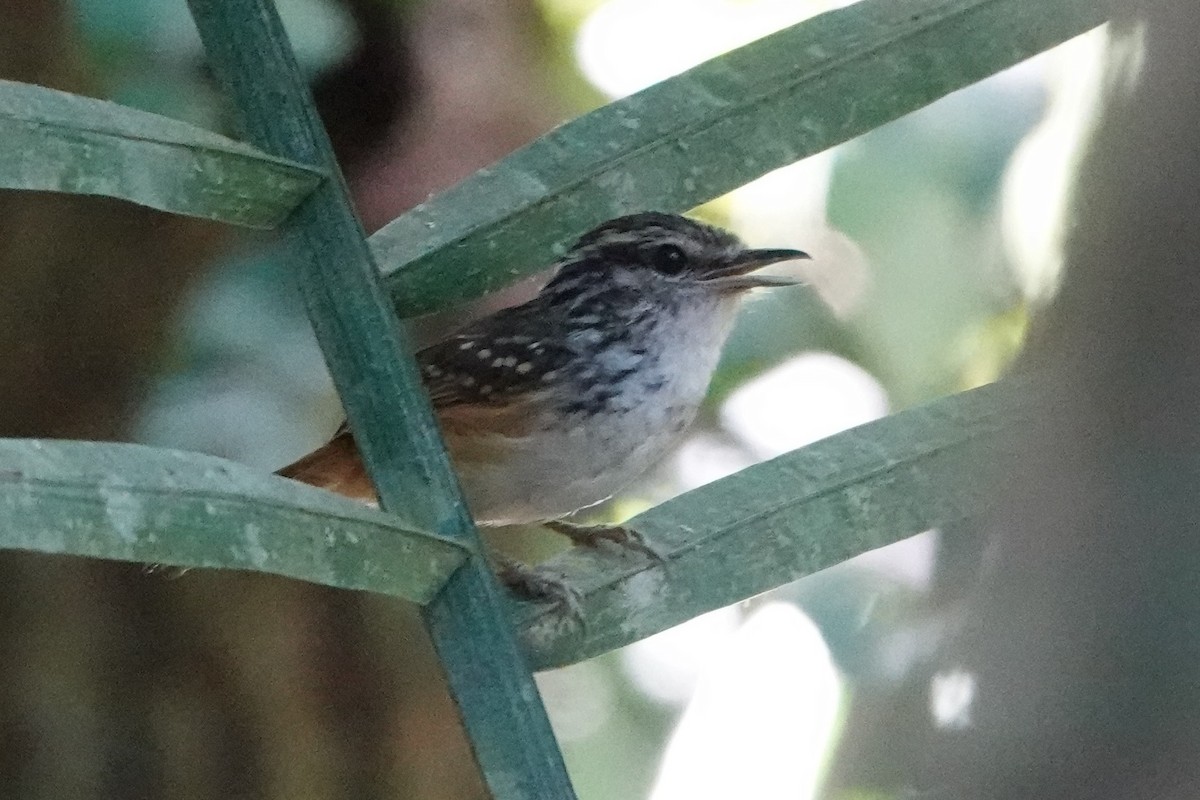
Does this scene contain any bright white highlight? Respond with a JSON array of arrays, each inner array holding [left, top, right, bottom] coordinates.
[[622, 607, 743, 705], [721, 352, 888, 459], [648, 603, 842, 800], [1001, 27, 1112, 301], [930, 668, 977, 730], [576, 0, 858, 99]]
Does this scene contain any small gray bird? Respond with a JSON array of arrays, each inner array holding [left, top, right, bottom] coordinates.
[[279, 212, 806, 596]]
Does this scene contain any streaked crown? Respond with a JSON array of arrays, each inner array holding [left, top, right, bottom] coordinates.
[[542, 212, 807, 296]]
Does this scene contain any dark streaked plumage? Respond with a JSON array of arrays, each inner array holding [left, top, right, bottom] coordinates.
[[279, 212, 807, 526]]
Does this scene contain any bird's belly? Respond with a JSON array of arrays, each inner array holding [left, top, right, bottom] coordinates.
[[448, 404, 693, 527]]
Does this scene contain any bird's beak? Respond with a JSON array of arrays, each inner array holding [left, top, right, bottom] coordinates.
[[702, 248, 810, 292]]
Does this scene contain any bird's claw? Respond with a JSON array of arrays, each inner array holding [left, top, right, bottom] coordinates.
[[495, 558, 585, 630], [544, 520, 666, 565]]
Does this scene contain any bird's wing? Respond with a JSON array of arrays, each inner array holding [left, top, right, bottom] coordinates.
[[278, 304, 575, 497], [414, 304, 572, 410]]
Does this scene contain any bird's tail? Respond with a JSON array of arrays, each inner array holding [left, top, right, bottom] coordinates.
[[276, 431, 378, 502]]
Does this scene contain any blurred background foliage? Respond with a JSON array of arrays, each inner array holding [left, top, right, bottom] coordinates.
[[0, 0, 1108, 798]]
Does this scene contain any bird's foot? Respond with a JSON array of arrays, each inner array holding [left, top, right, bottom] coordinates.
[[494, 555, 584, 629], [544, 519, 665, 564]]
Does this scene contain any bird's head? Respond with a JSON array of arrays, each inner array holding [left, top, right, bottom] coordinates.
[[542, 212, 809, 301]]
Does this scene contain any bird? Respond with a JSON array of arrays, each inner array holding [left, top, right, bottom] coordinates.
[[278, 211, 808, 606]]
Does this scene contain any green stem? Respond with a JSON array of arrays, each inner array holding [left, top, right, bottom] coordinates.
[[183, 2, 577, 797]]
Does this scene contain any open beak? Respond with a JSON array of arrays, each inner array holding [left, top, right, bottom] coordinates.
[[701, 247, 810, 292]]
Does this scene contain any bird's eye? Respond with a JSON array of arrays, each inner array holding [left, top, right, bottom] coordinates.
[[651, 243, 687, 275]]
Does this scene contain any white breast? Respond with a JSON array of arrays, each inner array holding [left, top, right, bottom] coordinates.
[[456, 294, 741, 526]]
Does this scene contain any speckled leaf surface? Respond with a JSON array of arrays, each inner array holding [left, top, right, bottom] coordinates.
[[0, 439, 465, 604], [0, 79, 323, 228], [516, 380, 1034, 670], [372, 0, 1109, 317]]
